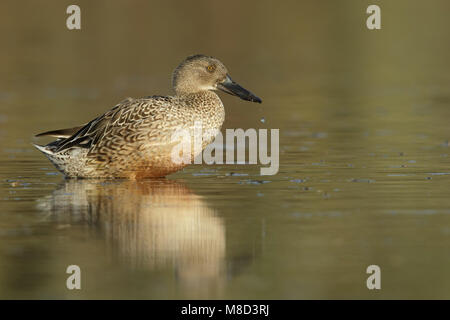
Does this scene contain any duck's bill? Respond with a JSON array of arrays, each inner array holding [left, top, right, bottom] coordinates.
[[217, 75, 262, 103]]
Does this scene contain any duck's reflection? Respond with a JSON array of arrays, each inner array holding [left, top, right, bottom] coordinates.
[[37, 179, 226, 292]]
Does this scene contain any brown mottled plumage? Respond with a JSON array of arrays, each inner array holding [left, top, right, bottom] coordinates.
[[34, 55, 262, 179]]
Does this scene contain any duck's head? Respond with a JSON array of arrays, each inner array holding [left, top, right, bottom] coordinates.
[[172, 54, 262, 103]]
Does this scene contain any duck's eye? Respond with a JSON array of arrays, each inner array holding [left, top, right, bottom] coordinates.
[[206, 65, 216, 72]]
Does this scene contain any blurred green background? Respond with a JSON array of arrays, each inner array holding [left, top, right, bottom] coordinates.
[[0, 0, 450, 299]]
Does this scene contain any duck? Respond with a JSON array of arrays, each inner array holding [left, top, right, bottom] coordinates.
[[34, 54, 262, 179]]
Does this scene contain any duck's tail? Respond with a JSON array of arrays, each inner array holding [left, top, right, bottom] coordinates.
[[33, 143, 54, 156], [34, 126, 84, 139], [33, 143, 70, 176]]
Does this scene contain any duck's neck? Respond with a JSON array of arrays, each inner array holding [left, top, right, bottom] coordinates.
[[176, 91, 225, 130], [177, 90, 223, 108]]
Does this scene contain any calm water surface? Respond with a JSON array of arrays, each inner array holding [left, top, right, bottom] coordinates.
[[1, 0, 450, 299]]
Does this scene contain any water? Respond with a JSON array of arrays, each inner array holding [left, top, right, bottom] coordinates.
[[1, 0, 450, 299]]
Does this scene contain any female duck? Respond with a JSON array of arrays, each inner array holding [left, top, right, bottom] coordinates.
[[34, 54, 261, 179]]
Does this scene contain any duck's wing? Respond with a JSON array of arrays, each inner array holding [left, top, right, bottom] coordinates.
[[35, 97, 132, 141], [49, 96, 173, 153]]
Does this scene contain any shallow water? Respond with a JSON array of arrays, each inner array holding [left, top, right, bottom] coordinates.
[[1, 0, 450, 299]]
